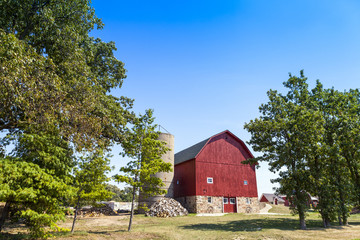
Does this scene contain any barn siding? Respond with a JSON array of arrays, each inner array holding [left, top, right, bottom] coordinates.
[[173, 159, 196, 198], [195, 132, 258, 197]]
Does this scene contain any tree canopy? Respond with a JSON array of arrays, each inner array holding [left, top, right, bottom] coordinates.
[[115, 109, 172, 231], [245, 71, 360, 229], [0, 0, 134, 237]]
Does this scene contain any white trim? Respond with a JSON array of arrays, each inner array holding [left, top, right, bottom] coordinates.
[[236, 197, 239, 213], [230, 198, 236, 204], [207, 177, 213, 184], [222, 197, 224, 213]]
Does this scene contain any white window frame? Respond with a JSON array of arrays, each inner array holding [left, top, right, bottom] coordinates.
[[207, 177, 213, 184], [230, 198, 236, 204], [244, 180, 248, 185], [223, 197, 228, 204], [245, 198, 251, 204], [207, 196, 212, 203]]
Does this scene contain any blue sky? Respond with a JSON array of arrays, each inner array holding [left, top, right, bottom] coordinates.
[[91, 0, 360, 195]]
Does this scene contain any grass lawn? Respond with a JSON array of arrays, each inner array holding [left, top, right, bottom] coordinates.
[[2, 209, 360, 240], [267, 204, 291, 214]]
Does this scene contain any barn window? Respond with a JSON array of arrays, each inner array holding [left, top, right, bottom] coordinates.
[[245, 198, 251, 204], [207, 197, 212, 203], [223, 198, 228, 204], [207, 177, 213, 184], [230, 198, 236, 204], [244, 180, 248, 185]]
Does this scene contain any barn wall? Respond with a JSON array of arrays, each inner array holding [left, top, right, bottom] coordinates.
[[173, 159, 196, 198], [195, 132, 258, 197], [237, 197, 260, 213], [196, 196, 223, 213], [175, 196, 197, 213]]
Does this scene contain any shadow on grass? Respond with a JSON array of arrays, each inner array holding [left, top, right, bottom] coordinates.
[[87, 229, 126, 234], [180, 217, 360, 232], [0, 233, 30, 240]]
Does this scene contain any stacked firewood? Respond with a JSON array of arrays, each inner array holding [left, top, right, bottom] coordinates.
[[76, 205, 117, 217], [145, 198, 188, 217]]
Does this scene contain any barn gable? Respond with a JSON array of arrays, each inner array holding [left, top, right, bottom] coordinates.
[[174, 130, 254, 166]]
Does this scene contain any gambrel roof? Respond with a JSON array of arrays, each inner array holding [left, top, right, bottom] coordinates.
[[174, 130, 254, 165]]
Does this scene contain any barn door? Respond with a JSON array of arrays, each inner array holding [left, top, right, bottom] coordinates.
[[223, 197, 237, 213]]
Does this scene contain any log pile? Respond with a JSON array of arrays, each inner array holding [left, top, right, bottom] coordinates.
[[76, 205, 118, 217], [145, 198, 188, 217]]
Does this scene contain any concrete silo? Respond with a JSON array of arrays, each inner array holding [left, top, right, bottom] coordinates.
[[138, 132, 174, 211]]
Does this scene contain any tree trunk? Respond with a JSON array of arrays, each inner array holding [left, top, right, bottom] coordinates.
[[299, 211, 307, 230], [128, 184, 137, 232], [325, 219, 331, 228], [71, 195, 82, 234], [338, 215, 343, 226], [342, 212, 348, 225], [321, 213, 330, 228], [0, 201, 11, 232]]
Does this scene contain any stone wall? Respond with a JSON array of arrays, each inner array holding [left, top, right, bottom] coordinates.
[[195, 196, 223, 213], [236, 197, 260, 213], [177, 196, 260, 213], [175, 196, 197, 213]]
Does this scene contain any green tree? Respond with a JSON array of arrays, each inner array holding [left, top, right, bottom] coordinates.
[[71, 151, 113, 233], [0, 0, 132, 237], [307, 83, 341, 227], [115, 109, 172, 231], [0, 159, 70, 238], [245, 71, 360, 229], [0, 0, 131, 150], [105, 185, 135, 202], [307, 84, 355, 226], [0, 131, 75, 237], [337, 89, 360, 208], [244, 71, 324, 230]]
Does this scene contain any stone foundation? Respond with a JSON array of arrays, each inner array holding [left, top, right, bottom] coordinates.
[[175, 196, 197, 213], [176, 196, 259, 213], [195, 196, 223, 213], [236, 197, 260, 213]]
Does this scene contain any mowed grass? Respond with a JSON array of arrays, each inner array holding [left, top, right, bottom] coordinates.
[[2, 210, 360, 240], [267, 204, 291, 214]]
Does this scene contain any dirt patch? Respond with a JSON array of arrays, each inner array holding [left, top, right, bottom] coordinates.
[[55, 232, 162, 240], [58, 215, 129, 229]]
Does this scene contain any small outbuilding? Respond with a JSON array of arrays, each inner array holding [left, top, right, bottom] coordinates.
[[259, 193, 289, 206]]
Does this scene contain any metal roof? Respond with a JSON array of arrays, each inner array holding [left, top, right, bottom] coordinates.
[[260, 193, 285, 202], [174, 138, 209, 165]]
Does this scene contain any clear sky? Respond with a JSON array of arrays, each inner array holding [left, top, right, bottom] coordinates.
[[90, 0, 360, 196]]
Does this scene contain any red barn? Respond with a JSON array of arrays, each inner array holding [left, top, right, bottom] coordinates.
[[173, 130, 259, 213]]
